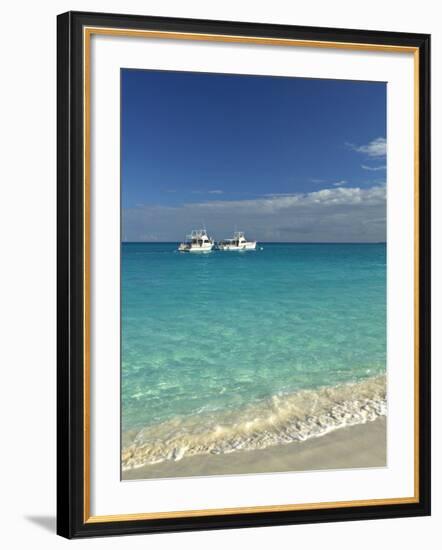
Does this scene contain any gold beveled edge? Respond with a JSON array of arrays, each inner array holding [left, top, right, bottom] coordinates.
[[86, 26, 418, 54], [413, 49, 420, 501], [85, 496, 419, 524], [82, 26, 421, 524]]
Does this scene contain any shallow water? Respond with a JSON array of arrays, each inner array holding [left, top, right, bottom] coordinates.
[[122, 243, 386, 466]]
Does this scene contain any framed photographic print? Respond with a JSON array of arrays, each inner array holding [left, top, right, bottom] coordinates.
[[57, 11, 431, 538]]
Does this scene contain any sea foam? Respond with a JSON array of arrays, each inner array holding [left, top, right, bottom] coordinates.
[[122, 375, 386, 470]]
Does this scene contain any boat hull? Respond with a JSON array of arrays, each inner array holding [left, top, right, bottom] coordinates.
[[218, 242, 257, 250], [179, 244, 214, 252], [188, 247, 213, 253]]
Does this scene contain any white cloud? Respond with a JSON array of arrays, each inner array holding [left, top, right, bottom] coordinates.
[[348, 137, 387, 158], [207, 189, 224, 195], [123, 185, 386, 243], [332, 180, 348, 187], [361, 164, 386, 171]]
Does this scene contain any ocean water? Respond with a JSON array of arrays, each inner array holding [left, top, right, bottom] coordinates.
[[121, 243, 386, 469]]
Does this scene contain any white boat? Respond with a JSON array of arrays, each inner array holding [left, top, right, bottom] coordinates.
[[178, 229, 215, 252], [217, 231, 257, 251]]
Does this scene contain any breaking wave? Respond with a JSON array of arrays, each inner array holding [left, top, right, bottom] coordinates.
[[122, 375, 386, 471]]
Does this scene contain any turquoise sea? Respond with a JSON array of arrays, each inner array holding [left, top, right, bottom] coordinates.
[[122, 243, 386, 469]]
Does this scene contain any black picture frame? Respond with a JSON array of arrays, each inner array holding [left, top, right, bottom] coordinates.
[[57, 10, 431, 539]]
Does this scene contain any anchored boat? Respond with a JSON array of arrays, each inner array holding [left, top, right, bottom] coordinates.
[[178, 229, 215, 252], [217, 231, 257, 251]]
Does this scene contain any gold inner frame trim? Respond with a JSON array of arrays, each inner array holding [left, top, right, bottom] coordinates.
[[83, 26, 420, 524], [413, 49, 420, 501]]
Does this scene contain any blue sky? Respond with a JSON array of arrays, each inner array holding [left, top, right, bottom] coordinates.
[[122, 69, 386, 242]]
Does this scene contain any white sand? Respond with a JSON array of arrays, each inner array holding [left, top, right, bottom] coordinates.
[[122, 417, 386, 480]]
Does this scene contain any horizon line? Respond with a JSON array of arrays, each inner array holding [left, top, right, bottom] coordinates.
[[122, 241, 387, 245]]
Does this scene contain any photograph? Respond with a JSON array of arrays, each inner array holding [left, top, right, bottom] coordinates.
[[120, 69, 388, 481]]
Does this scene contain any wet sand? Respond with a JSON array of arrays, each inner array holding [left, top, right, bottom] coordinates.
[[122, 417, 386, 480]]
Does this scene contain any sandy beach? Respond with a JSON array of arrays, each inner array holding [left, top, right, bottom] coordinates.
[[122, 417, 386, 480]]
